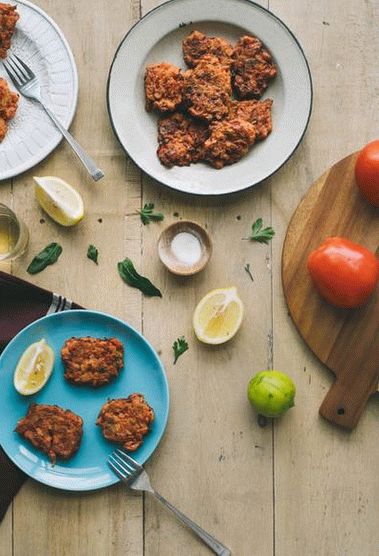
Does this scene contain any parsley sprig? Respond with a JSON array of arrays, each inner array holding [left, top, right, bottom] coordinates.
[[246, 218, 275, 244], [173, 336, 189, 364], [137, 203, 164, 225]]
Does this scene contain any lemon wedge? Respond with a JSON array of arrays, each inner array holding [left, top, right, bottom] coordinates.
[[14, 339, 55, 395], [34, 176, 84, 226], [193, 287, 244, 344]]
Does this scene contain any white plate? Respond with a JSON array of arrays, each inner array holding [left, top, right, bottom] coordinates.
[[0, 0, 78, 181], [107, 0, 312, 196]]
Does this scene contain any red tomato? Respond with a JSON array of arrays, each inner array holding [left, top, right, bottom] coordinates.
[[307, 237, 379, 308], [355, 140, 379, 207]]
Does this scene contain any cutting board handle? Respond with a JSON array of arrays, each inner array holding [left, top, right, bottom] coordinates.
[[319, 372, 378, 430]]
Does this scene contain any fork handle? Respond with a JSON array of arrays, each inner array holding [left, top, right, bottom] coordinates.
[[151, 490, 231, 556], [40, 103, 104, 182]]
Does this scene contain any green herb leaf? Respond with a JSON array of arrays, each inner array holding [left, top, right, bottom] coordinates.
[[173, 336, 189, 364], [27, 242, 63, 274], [87, 244, 99, 265], [117, 257, 162, 297], [248, 218, 275, 244], [137, 203, 164, 225]]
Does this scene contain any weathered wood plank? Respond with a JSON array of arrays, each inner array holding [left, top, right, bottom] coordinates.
[[140, 1, 274, 554], [271, 1, 379, 554], [8, 1, 144, 555]]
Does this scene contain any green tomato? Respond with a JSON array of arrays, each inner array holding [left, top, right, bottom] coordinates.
[[247, 370, 296, 418]]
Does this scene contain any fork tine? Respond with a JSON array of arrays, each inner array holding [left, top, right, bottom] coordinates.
[[115, 448, 143, 471], [108, 457, 126, 479], [113, 451, 137, 474], [3, 58, 25, 86], [108, 454, 133, 479], [13, 54, 35, 80]]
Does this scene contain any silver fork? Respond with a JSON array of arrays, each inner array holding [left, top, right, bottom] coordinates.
[[108, 449, 231, 556], [2, 54, 104, 181]]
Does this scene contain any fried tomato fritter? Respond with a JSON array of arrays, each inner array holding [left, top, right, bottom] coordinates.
[[61, 336, 124, 387], [0, 117, 7, 142], [0, 77, 18, 119], [203, 118, 256, 169], [96, 394, 154, 451], [182, 30, 233, 68], [15, 404, 83, 464], [0, 77, 18, 142], [144, 62, 184, 113], [0, 3, 19, 59], [232, 35, 277, 99], [229, 98, 273, 140], [182, 55, 231, 123], [157, 112, 209, 167]]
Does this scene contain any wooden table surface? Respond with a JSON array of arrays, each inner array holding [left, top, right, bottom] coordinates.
[[1, 1, 378, 555]]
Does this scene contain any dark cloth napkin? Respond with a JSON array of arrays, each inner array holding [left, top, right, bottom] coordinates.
[[0, 271, 82, 523]]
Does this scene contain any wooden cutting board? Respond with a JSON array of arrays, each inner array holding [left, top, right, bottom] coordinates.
[[282, 152, 379, 430]]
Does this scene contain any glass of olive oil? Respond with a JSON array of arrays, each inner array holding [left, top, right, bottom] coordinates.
[[0, 204, 29, 261]]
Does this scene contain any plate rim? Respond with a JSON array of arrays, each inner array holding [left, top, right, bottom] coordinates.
[[0, 0, 79, 182], [0, 309, 170, 492], [106, 0, 313, 196]]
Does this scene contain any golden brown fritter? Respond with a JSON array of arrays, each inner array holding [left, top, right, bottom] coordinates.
[[157, 112, 209, 167], [0, 3, 19, 59], [96, 394, 154, 451], [232, 35, 277, 99], [15, 404, 83, 464], [182, 55, 231, 123], [229, 98, 273, 140], [0, 77, 18, 119], [144, 62, 184, 113], [182, 30, 233, 68], [203, 118, 256, 169], [61, 336, 124, 387], [0, 117, 7, 142], [0, 77, 18, 142]]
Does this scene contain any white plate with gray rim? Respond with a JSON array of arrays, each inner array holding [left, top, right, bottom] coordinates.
[[107, 0, 312, 196], [0, 0, 78, 181]]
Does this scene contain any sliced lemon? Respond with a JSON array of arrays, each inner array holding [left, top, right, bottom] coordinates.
[[34, 176, 84, 226], [193, 287, 244, 344], [14, 338, 55, 395]]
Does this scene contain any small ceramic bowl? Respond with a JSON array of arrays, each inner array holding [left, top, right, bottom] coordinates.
[[158, 220, 212, 276]]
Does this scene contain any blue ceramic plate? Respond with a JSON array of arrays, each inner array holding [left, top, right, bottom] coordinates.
[[0, 310, 169, 491]]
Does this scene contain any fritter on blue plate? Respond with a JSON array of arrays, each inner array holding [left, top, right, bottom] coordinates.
[[15, 403, 83, 464], [96, 394, 154, 451], [182, 30, 233, 68], [61, 336, 124, 387], [232, 35, 277, 99], [144, 62, 184, 113]]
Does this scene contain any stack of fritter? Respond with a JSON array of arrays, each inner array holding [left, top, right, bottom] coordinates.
[[144, 30, 277, 169]]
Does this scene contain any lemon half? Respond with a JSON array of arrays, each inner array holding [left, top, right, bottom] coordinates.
[[34, 176, 84, 226], [193, 287, 244, 344], [14, 338, 55, 395]]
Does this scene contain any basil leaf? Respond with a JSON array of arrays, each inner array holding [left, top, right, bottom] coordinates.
[[27, 242, 63, 274], [117, 258, 162, 297], [87, 244, 99, 265]]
